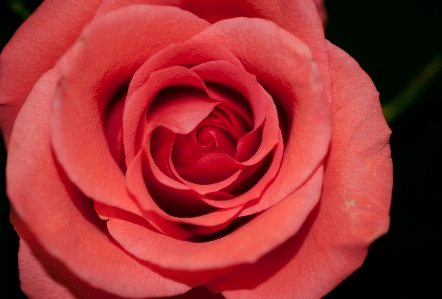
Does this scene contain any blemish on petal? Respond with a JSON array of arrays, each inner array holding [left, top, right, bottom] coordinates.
[[345, 199, 356, 209], [350, 212, 359, 219]]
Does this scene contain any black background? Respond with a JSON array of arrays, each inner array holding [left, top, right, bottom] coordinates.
[[1, 0, 441, 298]]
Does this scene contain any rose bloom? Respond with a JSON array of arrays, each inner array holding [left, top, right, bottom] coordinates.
[[0, 0, 392, 298]]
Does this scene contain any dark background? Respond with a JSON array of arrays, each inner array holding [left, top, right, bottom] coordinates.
[[1, 0, 441, 298]]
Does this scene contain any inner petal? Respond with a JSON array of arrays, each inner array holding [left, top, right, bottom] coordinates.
[[146, 86, 218, 135], [196, 125, 237, 157], [171, 112, 238, 169], [174, 152, 242, 185]]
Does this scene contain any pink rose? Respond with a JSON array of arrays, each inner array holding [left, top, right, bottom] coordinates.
[[0, 0, 392, 298]]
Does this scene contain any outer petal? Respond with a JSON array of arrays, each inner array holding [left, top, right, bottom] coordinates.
[[7, 69, 190, 298], [313, 0, 328, 26], [15, 223, 128, 299], [0, 0, 101, 146], [207, 42, 392, 299], [95, 0, 331, 97], [18, 240, 78, 299]]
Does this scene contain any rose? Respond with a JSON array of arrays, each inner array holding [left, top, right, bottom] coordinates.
[[0, 0, 392, 298]]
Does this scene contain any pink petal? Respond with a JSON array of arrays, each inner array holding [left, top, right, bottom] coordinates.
[[192, 61, 266, 129], [207, 42, 392, 299], [51, 5, 210, 218], [190, 18, 331, 214], [191, 60, 279, 165], [170, 157, 243, 195], [174, 153, 242, 185], [128, 41, 243, 93], [18, 239, 78, 299], [146, 85, 219, 135], [125, 143, 246, 239], [7, 69, 190, 298], [96, 0, 331, 102], [124, 66, 212, 164], [163, 286, 224, 299], [203, 131, 284, 210], [0, 0, 101, 146], [313, 0, 328, 27], [107, 167, 323, 273], [15, 226, 128, 299]]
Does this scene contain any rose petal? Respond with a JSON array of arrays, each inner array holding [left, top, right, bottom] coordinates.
[[170, 156, 243, 195], [0, 0, 101, 146], [123, 41, 244, 165], [7, 69, 191, 298], [205, 106, 251, 142], [146, 85, 219, 135], [202, 131, 284, 210], [126, 144, 245, 239], [191, 60, 279, 165], [128, 41, 243, 93], [178, 123, 237, 161], [18, 239, 78, 299], [96, 0, 331, 101], [51, 5, 210, 218], [15, 224, 128, 299], [190, 18, 331, 214], [206, 41, 392, 299], [174, 153, 242, 185], [164, 286, 224, 299], [192, 61, 266, 129], [124, 66, 213, 164], [107, 166, 323, 273], [313, 0, 328, 27]]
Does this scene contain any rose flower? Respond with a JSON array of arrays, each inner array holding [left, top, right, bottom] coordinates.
[[0, 0, 392, 298]]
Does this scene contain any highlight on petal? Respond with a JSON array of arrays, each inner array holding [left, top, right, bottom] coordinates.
[[206, 42, 392, 299]]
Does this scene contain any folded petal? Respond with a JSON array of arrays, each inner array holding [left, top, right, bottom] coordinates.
[[51, 5, 210, 218], [124, 65, 211, 164], [313, 0, 328, 26], [107, 166, 323, 274], [190, 18, 331, 214], [163, 286, 224, 299], [0, 0, 101, 146], [207, 42, 392, 299], [126, 144, 245, 239], [7, 69, 190, 298], [18, 239, 78, 299], [203, 132, 284, 210], [96, 1, 330, 90], [15, 225, 128, 299]]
